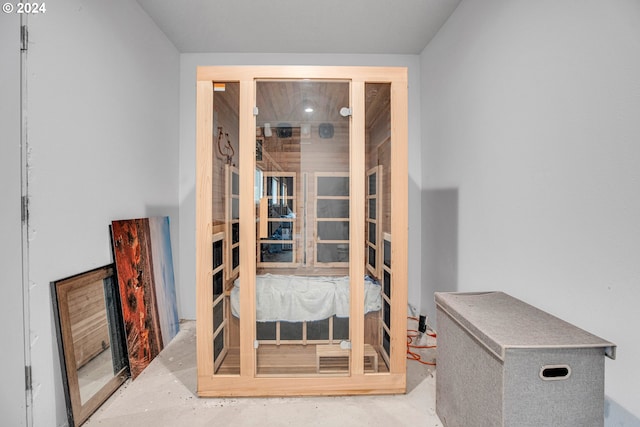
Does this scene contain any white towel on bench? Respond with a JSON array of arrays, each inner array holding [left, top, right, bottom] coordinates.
[[231, 274, 381, 322]]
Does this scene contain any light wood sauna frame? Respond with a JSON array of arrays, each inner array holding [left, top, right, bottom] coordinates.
[[196, 66, 408, 396]]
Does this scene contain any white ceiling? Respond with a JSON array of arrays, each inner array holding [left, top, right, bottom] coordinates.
[[135, 0, 461, 54]]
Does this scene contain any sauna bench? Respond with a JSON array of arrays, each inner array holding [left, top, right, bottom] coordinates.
[[316, 343, 378, 373]]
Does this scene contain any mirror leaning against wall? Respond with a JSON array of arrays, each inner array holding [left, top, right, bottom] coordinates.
[[51, 264, 129, 427]]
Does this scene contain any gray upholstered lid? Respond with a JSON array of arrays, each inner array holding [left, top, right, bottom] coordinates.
[[435, 291, 616, 361]]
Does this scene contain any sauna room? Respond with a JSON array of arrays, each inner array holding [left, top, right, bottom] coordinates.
[[195, 66, 408, 396]]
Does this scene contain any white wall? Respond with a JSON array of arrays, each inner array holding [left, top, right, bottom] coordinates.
[[178, 53, 422, 320], [25, 1, 179, 425], [0, 11, 28, 427], [421, 0, 640, 422]]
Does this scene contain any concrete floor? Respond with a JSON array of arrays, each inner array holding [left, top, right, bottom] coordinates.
[[85, 320, 443, 427]]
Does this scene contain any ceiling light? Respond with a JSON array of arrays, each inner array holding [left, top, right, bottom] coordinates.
[[302, 94, 314, 113]]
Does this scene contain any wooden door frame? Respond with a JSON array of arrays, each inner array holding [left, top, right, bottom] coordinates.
[[0, 11, 29, 425]]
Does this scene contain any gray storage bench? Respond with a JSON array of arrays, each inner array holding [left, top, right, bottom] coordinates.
[[435, 291, 616, 427]]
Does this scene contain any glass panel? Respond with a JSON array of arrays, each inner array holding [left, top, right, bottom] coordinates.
[[260, 243, 294, 263], [231, 198, 239, 220], [213, 330, 224, 361], [384, 270, 391, 298], [265, 176, 294, 198], [280, 321, 303, 339], [266, 221, 294, 240], [265, 177, 276, 196], [255, 168, 263, 202], [317, 176, 349, 196], [384, 239, 391, 268], [231, 171, 239, 195], [256, 79, 350, 376], [231, 223, 239, 244], [383, 330, 390, 356], [213, 271, 223, 299], [317, 243, 349, 263], [317, 221, 349, 241], [368, 173, 376, 195], [283, 177, 295, 197], [268, 199, 294, 218], [213, 301, 224, 331], [256, 322, 276, 340], [283, 176, 294, 197], [368, 247, 376, 269], [368, 222, 376, 244], [317, 199, 349, 218], [307, 318, 330, 340], [333, 316, 349, 340], [383, 299, 391, 328], [212, 81, 240, 376], [212, 240, 223, 269], [366, 83, 391, 375], [232, 246, 239, 269]]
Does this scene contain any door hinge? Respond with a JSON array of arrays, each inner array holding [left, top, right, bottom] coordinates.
[[21, 196, 29, 223], [25, 365, 32, 391], [253, 106, 259, 116], [21, 25, 28, 51]]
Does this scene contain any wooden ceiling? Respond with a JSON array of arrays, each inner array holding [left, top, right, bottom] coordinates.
[[256, 81, 349, 126], [214, 81, 390, 129]]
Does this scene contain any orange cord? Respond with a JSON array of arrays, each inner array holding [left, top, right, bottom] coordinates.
[[407, 317, 437, 365]]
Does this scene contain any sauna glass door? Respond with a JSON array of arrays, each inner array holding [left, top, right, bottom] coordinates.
[[254, 80, 352, 375], [210, 82, 241, 376]]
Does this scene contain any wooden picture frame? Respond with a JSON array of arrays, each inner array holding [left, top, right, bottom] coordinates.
[[51, 265, 129, 427]]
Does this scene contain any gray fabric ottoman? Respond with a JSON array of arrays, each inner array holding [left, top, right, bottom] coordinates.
[[435, 291, 616, 427]]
